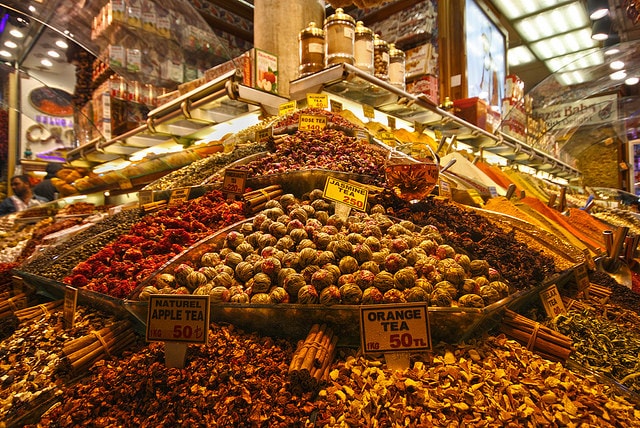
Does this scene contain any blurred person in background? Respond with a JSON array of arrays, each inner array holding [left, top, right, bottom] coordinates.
[[0, 175, 47, 215], [33, 163, 64, 201]]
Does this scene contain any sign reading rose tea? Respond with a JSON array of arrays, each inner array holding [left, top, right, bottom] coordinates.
[[299, 114, 327, 131], [146, 295, 210, 344], [360, 303, 431, 354]]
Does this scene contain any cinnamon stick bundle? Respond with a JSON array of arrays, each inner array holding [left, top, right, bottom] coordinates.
[[288, 324, 338, 394], [61, 320, 137, 374], [499, 309, 573, 362], [243, 185, 283, 214], [0, 293, 28, 319]]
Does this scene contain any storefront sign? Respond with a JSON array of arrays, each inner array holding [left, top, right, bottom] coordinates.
[[360, 303, 431, 354], [533, 94, 617, 131]]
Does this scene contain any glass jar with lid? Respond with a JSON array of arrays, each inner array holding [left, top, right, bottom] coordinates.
[[373, 35, 390, 81], [324, 8, 355, 66], [354, 21, 374, 74], [388, 43, 406, 90], [299, 22, 325, 77]]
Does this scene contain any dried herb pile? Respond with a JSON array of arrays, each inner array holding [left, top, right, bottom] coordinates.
[[33, 329, 640, 427], [554, 310, 640, 395], [379, 194, 557, 290]]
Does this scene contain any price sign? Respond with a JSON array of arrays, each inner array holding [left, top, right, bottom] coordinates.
[[323, 177, 368, 211], [388, 116, 396, 129], [222, 168, 248, 196], [306, 93, 328, 109], [299, 114, 327, 131], [414, 121, 426, 134], [583, 248, 596, 271], [540, 285, 565, 318], [138, 190, 153, 207], [467, 189, 485, 206], [330, 99, 343, 113], [255, 126, 273, 143], [146, 294, 210, 344], [169, 188, 190, 207], [360, 303, 431, 354], [574, 262, 590, 294], [355, 130, 369, 143], [439, 180, 452, 199], [488, 186, 498, 198], [64, 286, 78, 329], [378, 131, 396, 146], [278, 100, 297, 116], [362, 104, 375, 119]]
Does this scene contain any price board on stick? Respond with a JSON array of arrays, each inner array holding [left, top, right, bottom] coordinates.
[[362, 104, 375, 119], [146, 294, 210, 368], [168, 187, 190, 207], [306, 93, 328, 109], [439, 180, 452, 199], [64, 286, 78, 329], [255, 126, 273, 143], [360, 303, 431, 368], [323, 177, 368, 211], [574, 262, 590, 299], [540, 285, 565, 318], [278, 100, 296, 116], [330, 99, 343, 113], [299, 114, 327, 131], [138, 190, 153, 207], [222, 168, 248, 198]]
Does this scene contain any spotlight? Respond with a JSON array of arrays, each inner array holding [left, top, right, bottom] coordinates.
[[587, 0, 609, 20], [591, 15, 612, 41]]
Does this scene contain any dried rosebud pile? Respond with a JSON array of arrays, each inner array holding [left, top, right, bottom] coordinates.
[[235, 129, 387, 181], [377, 192, 557, 290], [64, 190, 245, 299], [138, 191, 511, 310], [310, 336, 640, 427], [35, 324, 306, 427]]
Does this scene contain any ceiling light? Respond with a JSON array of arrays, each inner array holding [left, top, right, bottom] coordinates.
[[626, 77, 640, 85], [40, 58, 53, 67], [610, 70, 627, 80], [591, 15, 612, 40], [587, 0, 609, 20], [610, 60, 625, 70], [491, 0, 567, 20], [556, 70, 586, 86], [530, 29, 597, 60], [47, 50, 60, 58], [514, 2, 589, 43], [3, 41, 17, 49], [28, 5, 36, 13], [604, 34, 620, 55], [508, 45, 536, 67], [55, 40, 68, 49], [0, 50, 12, 58], [9, 29, 24, 38]]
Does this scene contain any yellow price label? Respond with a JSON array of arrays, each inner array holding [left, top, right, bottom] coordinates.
[[278, 100, 297, 116], [307, 93, 328, 109], [363, 104, 375, 119], [255, 126, 273, 143], [299, 114, 327, 131], [388, 116, 396, 129], [169, 188, 191, 207], [467, 189, 485, 206], [222, 168, 248, 195], [378, 131, 396, 146], [439, 180, 451, 199], [330, 99, 343, 113], [323, 177, 368, 211]]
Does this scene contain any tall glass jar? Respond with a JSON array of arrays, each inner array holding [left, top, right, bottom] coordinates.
[[373, 35, 389, 81], [354, 21, 374, 74], [388, 43, 406, 90], [299, 22, 325, 77], [324, 8, 355, 66]]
